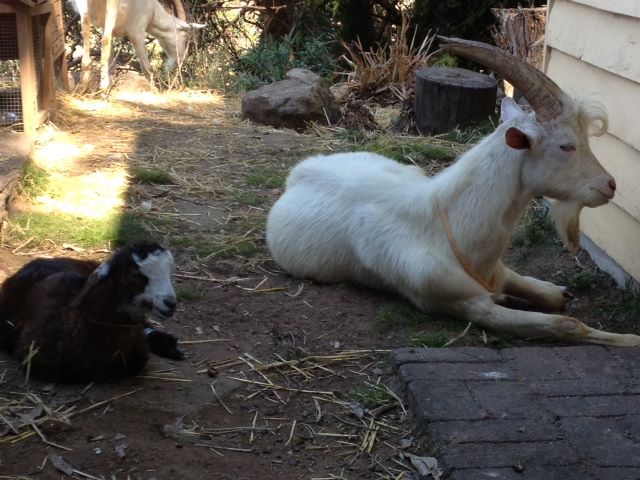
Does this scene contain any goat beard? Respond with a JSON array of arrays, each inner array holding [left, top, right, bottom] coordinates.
[[548, 199, 582, 255]]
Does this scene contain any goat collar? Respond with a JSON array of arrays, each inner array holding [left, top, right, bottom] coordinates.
[[438, 208, 497, 293]]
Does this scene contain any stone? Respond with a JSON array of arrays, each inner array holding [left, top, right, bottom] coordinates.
[[241, 68, 340, 130]]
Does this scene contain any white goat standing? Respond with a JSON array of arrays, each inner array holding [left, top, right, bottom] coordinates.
[[70, 0, 205, 91], [266, 37, 640, 346]]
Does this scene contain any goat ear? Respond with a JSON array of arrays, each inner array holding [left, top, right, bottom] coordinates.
[[71, 261, 111, 307], [505, 127, 531, 150], [500, 96, 524, 123]]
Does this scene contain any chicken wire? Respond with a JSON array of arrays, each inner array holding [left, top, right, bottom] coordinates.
[[0, 11, 47, 131]]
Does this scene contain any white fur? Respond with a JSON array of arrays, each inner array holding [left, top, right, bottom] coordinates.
[[132, 249, 176, 319], [266, 97, 640, 346], [71, 0, 205, 90]]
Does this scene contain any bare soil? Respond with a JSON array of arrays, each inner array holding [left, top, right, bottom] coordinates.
[[0, 84, 637, 480]]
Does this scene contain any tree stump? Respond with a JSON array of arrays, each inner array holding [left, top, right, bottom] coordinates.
[[414, 67, 497, 135]]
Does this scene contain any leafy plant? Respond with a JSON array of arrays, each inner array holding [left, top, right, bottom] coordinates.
[[233, 32, 339, 90]]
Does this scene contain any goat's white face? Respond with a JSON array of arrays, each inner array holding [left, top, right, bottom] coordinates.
[[132, 249, 177, 319], [501, 97, 615, 208]]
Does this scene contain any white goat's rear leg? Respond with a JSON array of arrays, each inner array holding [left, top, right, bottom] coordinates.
[[99, 1, 118, 90], [79, 13, 93, 92], [502, 266, 568, 312], [457, 296, 640, 346]]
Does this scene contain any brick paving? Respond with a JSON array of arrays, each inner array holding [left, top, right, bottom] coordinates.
[[392, 346, 640, 480]]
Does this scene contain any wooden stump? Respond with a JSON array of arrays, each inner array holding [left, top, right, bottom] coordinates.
[[414, 67, 497, 135]]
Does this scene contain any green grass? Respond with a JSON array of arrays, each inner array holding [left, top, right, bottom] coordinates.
[[361, 139, 452, 164], [131, 167, 175, 185], [512, 209, 553, 249], [409, 332, 450, 348], [233, 191, 264, 207], [441, 116, 498, 144], [176, 287, 204, 302], [350, 384, 393, 407], [566, 271, 603, 292], [598, 285, 640, 319], [8, 211, 151, 248], [245, 168, 285, 189], [20, 162, 50, 198]]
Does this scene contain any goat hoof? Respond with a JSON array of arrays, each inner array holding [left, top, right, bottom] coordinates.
[[147, 330, 185, 360], [561, 288, 574, 300]]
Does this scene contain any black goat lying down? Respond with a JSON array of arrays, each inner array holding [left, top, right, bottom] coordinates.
[[0, 240, 183, 383]]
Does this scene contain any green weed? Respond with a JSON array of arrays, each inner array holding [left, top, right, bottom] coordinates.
[[8, 211, 150, 248], [245, 169, 285, 189], [409, 332, 449, 348], [131, 167, 175, 185], [176, 287, 204, 302], [20, 162, 50, 198], [350, 383, 392, 407], [566, 271, 603, 292]]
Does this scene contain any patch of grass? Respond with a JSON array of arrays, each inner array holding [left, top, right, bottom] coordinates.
[[176, 287, 204, 302], [234, 240, 260, 258], [363, 141, 451, 164], [233, 191, 264, 207], [20, 162, 50, 198], [512, 208, 553, 249], [245, 169, 285, 189], [566, 271, 603, 292], [131, 167, 175, 185], [7, 211, 151, 248], [441, 116, 498, 144], [375, 302, 441, 332], [598, 285, 640, 319], [409, 332, 450, 348], [350, 383, 392, 407]]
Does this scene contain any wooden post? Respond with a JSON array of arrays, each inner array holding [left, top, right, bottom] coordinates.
[[414, 67, 497, 135], [14, 2, 38, 136]]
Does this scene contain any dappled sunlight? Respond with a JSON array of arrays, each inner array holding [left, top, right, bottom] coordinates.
[[113, 89, 225, 107], [31, 136, 89, 172], [32, 169, 129, 220]]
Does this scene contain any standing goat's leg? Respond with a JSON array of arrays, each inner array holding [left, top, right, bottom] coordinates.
[[454, 295, 640, 346], [78, 13, 93, 92], [130, 35, 154, 80], [501, 266, 569, 312], [99, 0, 118, 90]]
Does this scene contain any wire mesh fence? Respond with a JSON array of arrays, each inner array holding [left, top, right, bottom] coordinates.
[[0, 12, 22, 130]]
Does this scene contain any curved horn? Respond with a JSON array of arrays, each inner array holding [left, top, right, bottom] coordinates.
[[438, 36, 564, 122]]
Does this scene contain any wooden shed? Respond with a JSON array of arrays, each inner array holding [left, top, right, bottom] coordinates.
[[0, 0, 65, 136], [545, 0, 640, 286]]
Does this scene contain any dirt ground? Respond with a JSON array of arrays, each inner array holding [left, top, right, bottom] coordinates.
[[0, 81, 638, 480]]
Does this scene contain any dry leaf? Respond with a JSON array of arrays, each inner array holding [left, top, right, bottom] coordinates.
[[405, 452, 443, 479], [50, 454, 75, 476]]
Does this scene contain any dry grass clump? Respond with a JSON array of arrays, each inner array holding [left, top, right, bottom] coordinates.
[[338, 13, 438, 103]]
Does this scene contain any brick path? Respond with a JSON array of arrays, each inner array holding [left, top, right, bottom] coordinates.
[[392, 346, 640, 480]]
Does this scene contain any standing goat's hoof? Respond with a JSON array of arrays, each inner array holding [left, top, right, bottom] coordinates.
[[146, 329, 185, 360]]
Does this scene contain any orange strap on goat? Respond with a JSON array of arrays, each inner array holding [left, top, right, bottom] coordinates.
[[438, 208, 497, 293]]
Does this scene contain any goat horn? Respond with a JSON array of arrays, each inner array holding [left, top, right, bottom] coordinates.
[[438, 36, 564, 122]]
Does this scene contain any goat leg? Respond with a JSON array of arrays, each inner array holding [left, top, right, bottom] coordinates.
[[501, 267, 568, 312], [145, 328, 184, 360], [458, 295, 640, 346]]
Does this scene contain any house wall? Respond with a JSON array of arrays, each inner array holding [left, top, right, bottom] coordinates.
[[545, 0, 640, 284]]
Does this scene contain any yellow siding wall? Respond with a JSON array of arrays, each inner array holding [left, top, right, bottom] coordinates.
[[546, 0, 640, 282]]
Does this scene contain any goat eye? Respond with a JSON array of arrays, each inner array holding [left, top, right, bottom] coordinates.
[[560, 144, 576, 152]]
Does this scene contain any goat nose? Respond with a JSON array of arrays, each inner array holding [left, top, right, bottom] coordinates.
[[164, 298, 177, 313], [609, 178, 617, 191]]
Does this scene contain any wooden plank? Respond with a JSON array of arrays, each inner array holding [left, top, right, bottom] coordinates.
[[581, 203, 640, 282], [546, 0, 640, 84], [568, 0, 640, 19], [546, 49, 640, 152], [14, 2, 37, 135], [590, 134, 640, 221]]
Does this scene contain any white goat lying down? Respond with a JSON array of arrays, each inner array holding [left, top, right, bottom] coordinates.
[[267, 37, 640, 347], [70, 0, 205, 91]]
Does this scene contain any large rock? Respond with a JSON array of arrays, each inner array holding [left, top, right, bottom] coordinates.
[[241, 68, 340, 130]]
